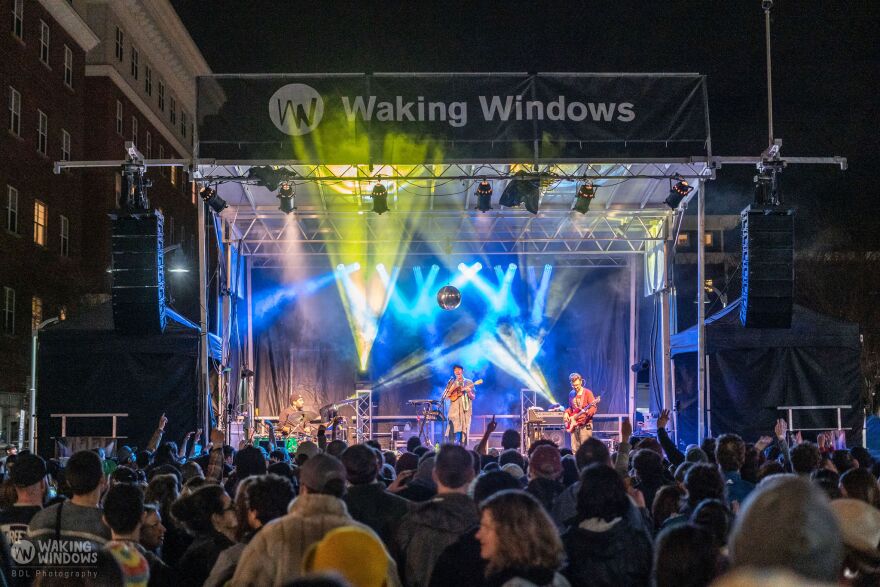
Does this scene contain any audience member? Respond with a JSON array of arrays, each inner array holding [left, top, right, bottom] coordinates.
[[829, 498, 880, 586], [810, 468, 841, 500], [429, 471, 520, 587], [525, 445, 564, 515], [690, 498, 733, 551], [233, 454, 399, 585], [715, 433, 755, 507], [29, 450, 111, 547], [145, 474, 189, 567], [653, 524, 719, 587], [561, 464, 652, 586], [139, 503, 166, 556], [651, 484, 684, 534], [341, 444, 411, 546], [500, 429, 521, 452], [0, 453, 46, 544], [170, 484, 237, 587], [832, 449, 856, 475], [205, 474, 294, 587], [394, 455, 436, 502], [630, 449, 666, 508], [790, 441, 821, 475], [729, 475, 842, 583], [477, 490, 569, 587], [839, 467, 880, 507], [395, 445, 478, 587], [303, 526, 390, 587]]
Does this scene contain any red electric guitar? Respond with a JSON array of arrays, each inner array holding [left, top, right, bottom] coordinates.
[[563, 396, 602, 433]]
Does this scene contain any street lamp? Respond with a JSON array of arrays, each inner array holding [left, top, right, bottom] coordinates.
[[28, 317, 60, 452]]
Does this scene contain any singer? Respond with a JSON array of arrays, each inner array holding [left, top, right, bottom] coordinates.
[[441, 365, 476, 445]]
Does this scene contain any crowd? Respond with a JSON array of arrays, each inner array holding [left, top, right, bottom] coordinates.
[[0, 409, 878, 586]]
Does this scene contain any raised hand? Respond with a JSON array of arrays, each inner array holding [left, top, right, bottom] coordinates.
[[621, 417, 633, 444], [754, 435, 773, 452], [657, 409, 670, 430], [486, 416, 498, 434], [210, 428, 225, 447], [774, 418, 787, 441], [158, 413, 168, 431]]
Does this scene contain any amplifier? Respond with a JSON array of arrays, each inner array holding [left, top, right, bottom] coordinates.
[[527, 409, 565, 426]]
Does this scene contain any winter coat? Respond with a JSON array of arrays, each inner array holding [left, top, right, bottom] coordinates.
[[561, 516, 653, 587], [231, 493, 401, 586], [344, 482, 412, 547], [487, 567, 571, 587], [394, 493, 480, 587]]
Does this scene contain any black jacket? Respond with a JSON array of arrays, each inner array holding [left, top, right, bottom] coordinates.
[[562, 516, 652, 587], [429, 527, 485, 587], [175, 531, 234, 587], [344, 482, 411, 547], [526, 478, 565, 515]]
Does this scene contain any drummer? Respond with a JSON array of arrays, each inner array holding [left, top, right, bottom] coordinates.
[[278, 394, 316, 436]]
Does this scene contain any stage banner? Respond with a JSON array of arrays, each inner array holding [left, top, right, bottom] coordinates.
[[196, 73, 710, 163]]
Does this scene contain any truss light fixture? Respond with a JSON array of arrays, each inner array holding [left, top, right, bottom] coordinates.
[[277, 181, 296, 214], [371, 182, 389, 215], [500, 172, 541, 215], [573, 181, 596, 214], [664, 175, 694, 209], [475, 179, 493, 212], [199, 186, 227, 213]]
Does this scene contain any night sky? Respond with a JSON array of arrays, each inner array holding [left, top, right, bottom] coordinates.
[[172, 1, 878, 247]]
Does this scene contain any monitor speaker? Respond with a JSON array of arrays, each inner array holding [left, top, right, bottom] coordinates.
[[110, 211, 167, 334], [740, 206, 794, 328]]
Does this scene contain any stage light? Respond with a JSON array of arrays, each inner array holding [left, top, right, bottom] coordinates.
[[499, 173, 541, 214], [475, 179, 493, 213], [337, 264, 345, 271], [664, 175, 694, 209], [199, 186, 227, 213], [352, 262, 361, 271], [277, 181, 296, 214], [753, 168, 781, 207], [473, 262, 483, 272], [247, 166, 283, 191], [376, 263, 385, 272], [573, 182, 596, 214], [371, 183, 389, 215]]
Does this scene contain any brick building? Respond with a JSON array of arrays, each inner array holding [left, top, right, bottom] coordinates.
[[0, 0, 209, 442]]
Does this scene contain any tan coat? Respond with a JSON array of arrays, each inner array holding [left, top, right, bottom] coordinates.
[[231, 493, 401, 586]]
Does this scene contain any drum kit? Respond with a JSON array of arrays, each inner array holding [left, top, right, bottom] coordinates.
[[256, 398, 356, 450]]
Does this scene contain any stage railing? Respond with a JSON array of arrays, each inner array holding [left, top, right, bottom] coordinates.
[[50, 413, 128, 438], [777, 404, 854, 433]]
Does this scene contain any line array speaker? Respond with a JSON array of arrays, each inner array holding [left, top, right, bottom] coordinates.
[[110, 211, 167, 334], [740, 206, 794, 328]]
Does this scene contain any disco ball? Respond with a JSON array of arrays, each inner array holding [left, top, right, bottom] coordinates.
[[436, 285, 462, 310]]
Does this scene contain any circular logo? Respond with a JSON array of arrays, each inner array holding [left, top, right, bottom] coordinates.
[[11, 539, 35, 564], [268, 83, 324, 136]]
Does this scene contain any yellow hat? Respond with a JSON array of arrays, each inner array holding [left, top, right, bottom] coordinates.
[[303, 526, 388, 587]]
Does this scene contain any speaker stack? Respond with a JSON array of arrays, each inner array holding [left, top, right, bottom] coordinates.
[[740, 205, 794, 329], [110, 210, 167, 334]]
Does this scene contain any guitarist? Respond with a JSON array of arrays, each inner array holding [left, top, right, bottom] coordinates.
[[565, 372, 598, 451], [442, 365, 476, 446]]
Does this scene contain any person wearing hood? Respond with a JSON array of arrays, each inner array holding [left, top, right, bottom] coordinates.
[[561, 464, 652, 587]]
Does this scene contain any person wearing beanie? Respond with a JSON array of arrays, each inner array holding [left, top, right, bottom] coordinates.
[[303, 526, 389, 587], [0, 453, 47, 545], [830, 498, 880, 585], [729, 475, 842, 583], [233, 454, 401, 586], [341, 445, 411, 547]]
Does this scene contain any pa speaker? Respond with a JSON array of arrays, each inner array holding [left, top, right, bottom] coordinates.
[[740, 206, 794, 328], [110, 211, 167, 334]]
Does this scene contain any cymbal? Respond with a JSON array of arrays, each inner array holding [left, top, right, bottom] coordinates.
[[281, 410, 320, 423]]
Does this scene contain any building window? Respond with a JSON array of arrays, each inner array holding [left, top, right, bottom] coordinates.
[[114, 173, 121, 208], [130, 45, 138, 79], [131, 116, 137, 146], [61, 129, 70, 161], [64, 45, 73, 87], [6, 186, 17, 233], [34, 200, 47, 245], [37, 110, 47, 155], [145, 65, 152, 96], [158, 81, 165, 111], [8, 86, 21, 136], [116, 100, 123, 135], [169, 97, 176, 125], [158, 145, 165, 176], [60, 214, 69, 257], [677, 233, 690, 248], [39, 20, 50, 65], [31, 296, 42, 331], [3, 287, 14, 335], [145, 131, 151, 158], [704, 232, 714, 247], [170, 166, 178, 187], [180, 111, 187, 137], [11, 0, 23, 39], [115, 26, 124, 61]]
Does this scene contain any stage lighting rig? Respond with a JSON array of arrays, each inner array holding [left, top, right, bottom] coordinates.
[[277, 181, 296, 214], [371, 182, 389, 215], [247, 166, 294, 192], [200, 186, 228, 213], [664, 175, 694, 209], [573, 181, 596, 214], [754, 159, 785, 207], [499, 172, 541, 215], [475, 179, 493, 212]]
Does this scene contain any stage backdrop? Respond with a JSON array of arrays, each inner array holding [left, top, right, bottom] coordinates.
[[671, 299, 863, 445], [253, 259, 642, 428]]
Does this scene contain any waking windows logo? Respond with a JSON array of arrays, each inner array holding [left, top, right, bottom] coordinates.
[[269, 83, 325, 136], [10, 539, 99, 580]]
